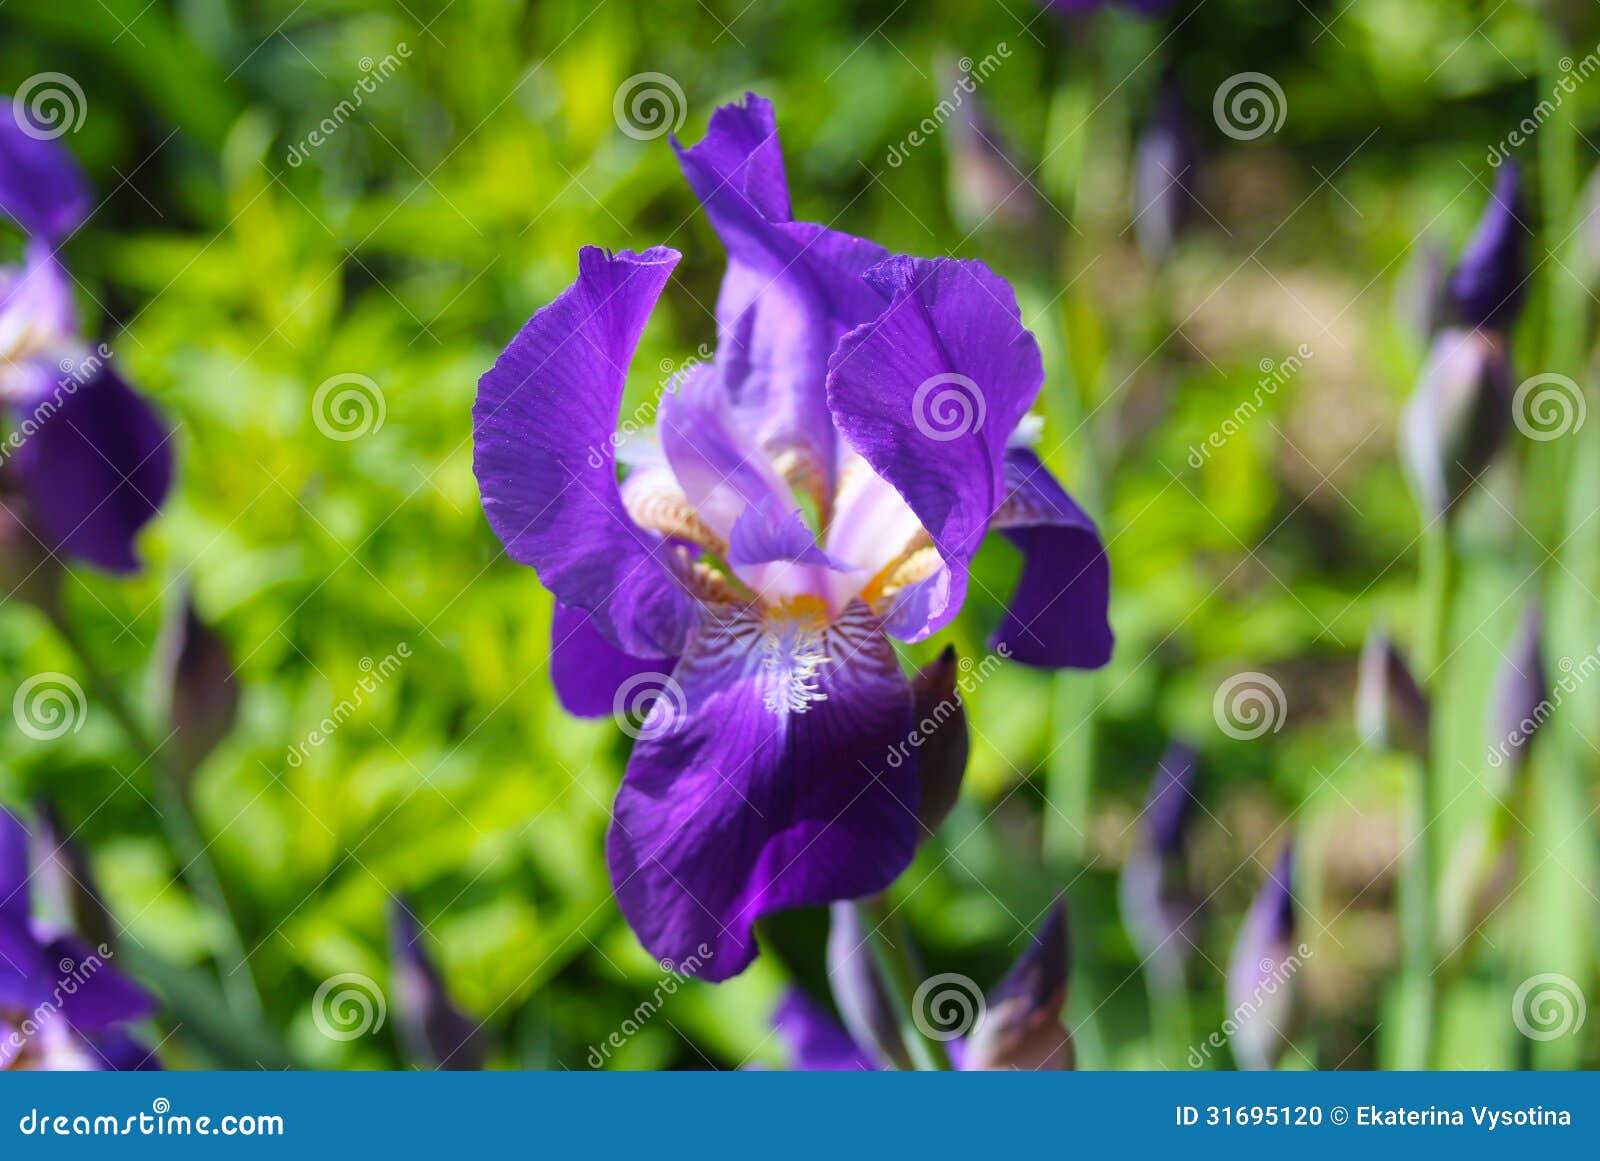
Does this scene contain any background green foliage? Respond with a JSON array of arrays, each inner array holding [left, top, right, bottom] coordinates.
[[1, 0, 1597, 1069]]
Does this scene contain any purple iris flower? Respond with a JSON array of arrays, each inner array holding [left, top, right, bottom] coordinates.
[[1119, 742, 1201, 984], [0, 808, 158, 1070], [474, 94, 1111, 981], [1226, 842, 1299, 1071], [0, 110, 172, 574]]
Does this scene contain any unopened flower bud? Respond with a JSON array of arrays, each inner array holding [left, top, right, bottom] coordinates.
[[389, 896, 486, 1070], [1132, 80, 1198, 268], [1487, 604, 1547, 779], [826, 901, 911, 1070], [1120, 743, 1201, 981], [1355, 629, 1430, 759], [1226, 843, 1299, 1071], [964, 901, 1072, 1070], [27, 801, 114, 948], [153, 588, 240, 782], [1446, 163, 1528, 331], [1400, 327, 1511, 520]]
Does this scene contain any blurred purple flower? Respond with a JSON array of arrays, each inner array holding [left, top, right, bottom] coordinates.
[[1488, 604, 1547, 778], [0, 808, 158, 1071], [0, 110, 172, 574], [1399, 327, 1510, 520], [153, 588, 241, 782], [388, 896, 486, 1070], [1226, 843, 1299, 1071], [778, 901, 1072, 1070], [1132, 81, 1199, 267], [1446, 164, 1528, 332], [473, 94, 1111, 981], [1355, 629, 1430, 759], [1120, 742, 1201, 982]]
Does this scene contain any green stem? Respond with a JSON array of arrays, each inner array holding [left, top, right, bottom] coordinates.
[[859, 897, 954, 1071], [1397, 522, 1458, 1068], [1146, 962, 1193, 1069], [45, 603, 263, 1019]]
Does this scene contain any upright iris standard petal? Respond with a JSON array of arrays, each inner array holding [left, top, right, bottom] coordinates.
[[773, 989, 880, 1071], [0, 114, 91, 243], [989, 449, 1112, 668], [607, 602, 918, 981], [549, 602, 673, 719], [473, 246, 695, 659], [826, 256, 1044, 641], [13, 362, 173, 574], [1446, 164, 1527, 331], [675, 94, 890, 502]]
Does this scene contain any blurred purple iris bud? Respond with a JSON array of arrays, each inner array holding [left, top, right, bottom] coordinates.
[[153, 589, 240, 784], [27, 802, 114, 951], [1120, 743, 1201, 983], [1446, 164, 1527, 331], [907, 647, 969, 837], [1226, 843, 1301, 1071], [1395, 240, 1450, 349], [1355, 629, 1430, 759], [1132, 80, 1198, 268], [1, 807, 158, 1071], [1487, 604, 1547, 779], [964, 901, 1073, 1071], [1399, 327, 1511, 521], [826, 901, 913, 1070], [388, 896, 486, 1070], [938, 58, 1051, 252]]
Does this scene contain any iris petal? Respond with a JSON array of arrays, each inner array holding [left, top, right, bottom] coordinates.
[[826, 256, 1043, 641], [473, 246, 695, 659], [989, 449, 1112, 669], [14, 362, 173, 574], [606, 601, 918, 981], [550, 602, 675, 719], [676, 94, 890, 503], [0, 117, 91, 243]]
